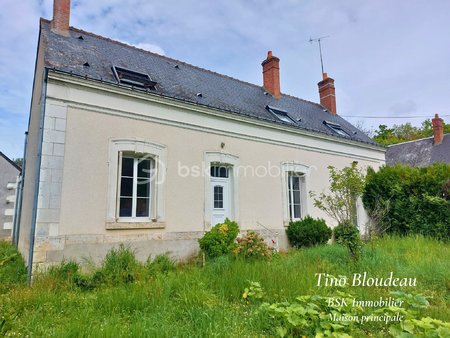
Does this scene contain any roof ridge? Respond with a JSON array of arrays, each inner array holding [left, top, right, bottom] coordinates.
[[0, 151, 22, 171], [387, 133, 450, 147], [40, 19, 323, 105]]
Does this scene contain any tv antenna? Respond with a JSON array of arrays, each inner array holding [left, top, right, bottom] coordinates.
[[309, 35, 330, 75]]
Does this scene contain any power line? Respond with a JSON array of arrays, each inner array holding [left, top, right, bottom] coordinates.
[[340, 115, 450, 119]]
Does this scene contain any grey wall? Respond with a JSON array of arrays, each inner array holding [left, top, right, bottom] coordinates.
[[0, 155, 20, 239]]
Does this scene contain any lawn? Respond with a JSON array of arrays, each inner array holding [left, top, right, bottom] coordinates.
[[1, 236, 449, 337]]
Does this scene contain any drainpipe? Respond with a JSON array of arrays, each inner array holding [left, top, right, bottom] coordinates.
[[12, 132, 28, 247], [27, 68, 48, 286]]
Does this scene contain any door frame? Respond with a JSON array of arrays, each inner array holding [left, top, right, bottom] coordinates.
[[203, 152, 239, 229]]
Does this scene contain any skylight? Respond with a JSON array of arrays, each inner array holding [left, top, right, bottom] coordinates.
[[323, 121, 350, 137], [266, 105, 296, 124], [112, 66, 157, 90]]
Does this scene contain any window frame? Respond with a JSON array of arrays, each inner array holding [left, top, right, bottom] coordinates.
[[106, 139, 166, 229], [266, 105, 297, 125], [323, 121, 350, 137], [117, 152, 153, 221], [281, 162, 311, 225], [287, 173, 304, 220]]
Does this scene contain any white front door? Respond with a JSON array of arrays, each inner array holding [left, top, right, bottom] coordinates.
[[211, 177, 230, 226]]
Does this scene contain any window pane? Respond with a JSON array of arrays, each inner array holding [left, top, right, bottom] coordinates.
[[293, 204, 301, 219], [136, 198, 149, 217], [210, 166, 216, 177], [219, 167, 228, 178], [119, 198, 132, 217], [291, 176, 300, 190], [293, 190, 301, 204], [120, 177, 133, 197], [137, 178, 150, 197], [137, 159, 151, 178], [213, 186, 223, 208], [121, 157, 134, 177]]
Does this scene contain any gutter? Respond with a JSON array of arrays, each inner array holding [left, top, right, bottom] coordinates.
[[12, 132, 28, 247], [27, 68, 48, 286]]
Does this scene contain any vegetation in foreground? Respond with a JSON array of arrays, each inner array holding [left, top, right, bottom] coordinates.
[[1, 236, 449, 337]]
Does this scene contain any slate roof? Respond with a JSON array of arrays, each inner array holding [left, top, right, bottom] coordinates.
[[0, 152, 22, 172], [40, 19, 379, 146], [385, 134, 450, 167]]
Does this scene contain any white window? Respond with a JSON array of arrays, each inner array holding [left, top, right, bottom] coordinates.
[[118, 154, 153, 219], [288, 173, 304, 220], [281, 162, 311, 225], [106, 139, 166, 228]]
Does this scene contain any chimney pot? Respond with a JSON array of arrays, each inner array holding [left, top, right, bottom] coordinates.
[[318, 75, 337, 115], [261, 51, 281, 99], [51, 0, 70, 36], [432, 113, 444, 145]]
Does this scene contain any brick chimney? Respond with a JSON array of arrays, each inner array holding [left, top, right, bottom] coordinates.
[[262, 51, 281, 99], [318, 73, 337, 115], [51, 0, 70, 36], [432, 113, 444, 145]]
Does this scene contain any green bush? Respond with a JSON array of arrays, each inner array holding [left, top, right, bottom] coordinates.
[[198, 219, 239, 258], [286, 216, 332, 248], [146, 254, 175, 276], [46, 261, 80, 286], [0, 241, 26, 290], [363, 163, 450, 239], [100, 244, 143, 284], [334, 222, 362, 261], [233, 231, 272, 260]]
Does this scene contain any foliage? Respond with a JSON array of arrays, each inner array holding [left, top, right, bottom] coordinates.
[[0, 236, 449, 336], [242, 281, 264, 303], [198, 218, 239, 258], [260, 288, 450, 337], [310, 163, 366, 226], [0, 241, 26, 291], [145, 254, 175, 276], [233, 231, 272, 260], [333, 222, 363, 261], [286, 216, 332, 248], [98, 244, 143, 285], [46, 261, 80, 286], [373, 119, 450, 146], [363, 163, 450, 239]]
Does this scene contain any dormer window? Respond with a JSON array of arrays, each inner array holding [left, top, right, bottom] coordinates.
[[266, 105, 296, 124], [323, 121, 350, 137], [112, 66, 157, 90]]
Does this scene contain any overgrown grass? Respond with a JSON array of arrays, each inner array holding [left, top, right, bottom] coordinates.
[[1, 236, 449, 336]]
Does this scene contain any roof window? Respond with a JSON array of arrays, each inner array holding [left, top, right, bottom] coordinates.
[[266, 105, 296, 124], [323, 121, 350, 137], [112, 66, 157, 90]]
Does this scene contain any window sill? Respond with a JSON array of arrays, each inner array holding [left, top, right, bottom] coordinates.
[[105, 221, 165, 230]]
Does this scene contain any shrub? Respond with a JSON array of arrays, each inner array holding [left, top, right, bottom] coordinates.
[[334, 222, 362, 261], [286, 216, 332, 248], [46, 261, 80, 286], [198, 219, 239, 258], [0, 241, 26, 289], [146, 254, 175, 276], [234, 231, 272, 260], [100, 244, 143, 284], [363, 163, 450, 239]]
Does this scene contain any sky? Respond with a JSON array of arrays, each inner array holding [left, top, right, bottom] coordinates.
[[1, 0, 449, 159]]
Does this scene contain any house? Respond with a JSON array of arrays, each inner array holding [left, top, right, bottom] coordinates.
[[0, 152, 21, 240], [16, 0, 385, 272], [386, 114, 450, 166]]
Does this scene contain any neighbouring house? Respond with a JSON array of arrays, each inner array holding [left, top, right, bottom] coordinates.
[[386, 114, 450, 166], [0, 152, 21, 240], [16, 0, 385, 272]]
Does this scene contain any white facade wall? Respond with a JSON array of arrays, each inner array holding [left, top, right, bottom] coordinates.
[[23, 72, 385, 269]]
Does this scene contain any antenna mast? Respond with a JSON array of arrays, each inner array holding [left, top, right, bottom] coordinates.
[[309, 35, 330, 75]]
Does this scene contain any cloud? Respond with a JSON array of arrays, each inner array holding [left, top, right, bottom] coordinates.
[[132, 43, 165, 55], [1, 0, 450, 158]]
